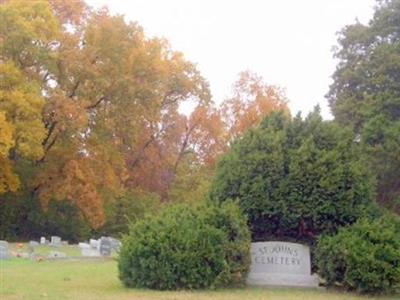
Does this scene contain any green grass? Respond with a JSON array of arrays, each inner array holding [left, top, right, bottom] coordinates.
[[0, 258, 398, 300]]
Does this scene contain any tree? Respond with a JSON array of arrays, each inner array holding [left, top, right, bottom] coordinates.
[[221, 71, 289, 143], [0, 62, 46, 193], [209, 110, 376, 243], [327, 0, 400, 212], [0, 0, 211, 228]]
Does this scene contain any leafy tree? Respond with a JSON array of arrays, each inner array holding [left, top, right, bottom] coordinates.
[[0, 0, 212, 228], [0, 62, 46, 193], [221, 71, 289, 143], [210, 110, 376, 243], [328, 0, 400, 212], [99, 190, 160, 237], [0, 0, 292, 235]]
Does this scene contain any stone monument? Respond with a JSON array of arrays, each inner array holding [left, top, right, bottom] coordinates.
[[247, 241, 319, 287], [99, 237, 112, 256]]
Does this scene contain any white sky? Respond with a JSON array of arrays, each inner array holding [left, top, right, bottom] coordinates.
[[86, 0, 376, 119]]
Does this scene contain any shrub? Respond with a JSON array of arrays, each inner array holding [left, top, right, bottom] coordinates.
[[316, 215, 400, 294], [209, 110, 376, 243], [118, 201, 250, 290]]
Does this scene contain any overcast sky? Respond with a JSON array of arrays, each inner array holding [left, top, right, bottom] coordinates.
[[86, 0, 376, 119]]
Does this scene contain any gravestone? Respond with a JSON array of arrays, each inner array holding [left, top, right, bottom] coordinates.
[[247, 241, 319, 287], [79, 242, 100, 257], [28, 241, 39, 254], [50, 236, 61, 247], [0, 240, 10, 260], [29, 241, 39, 247], [89, 239, 99, 249], [40, 237, 46, 244], [99, 237, 112, 256]]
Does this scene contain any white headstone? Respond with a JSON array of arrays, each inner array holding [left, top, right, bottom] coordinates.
[[247, 241, 319, 288], [0, 240, 10, 260], [89, 239, 99, 249], [79, 242, 100, 257], [40, 237, 46, 244]]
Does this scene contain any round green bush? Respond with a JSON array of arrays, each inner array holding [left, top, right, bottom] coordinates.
[[210, 110, 376, 243], [118, 201, 250, 290], [316, 215, 400, 294]]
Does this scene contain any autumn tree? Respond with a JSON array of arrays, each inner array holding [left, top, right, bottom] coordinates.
[[0, 0, 211, 228], [221, 71, 289, 143], [0, 0, 291, 235]]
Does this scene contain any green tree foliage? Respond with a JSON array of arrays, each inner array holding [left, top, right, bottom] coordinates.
[[316, 214, 400, 294], [210, 110, 375, 243], [328, 0, 400, 212], [0, 194, 90, 242], [118, 201, 250, 290], [99, 190, 160, 237]]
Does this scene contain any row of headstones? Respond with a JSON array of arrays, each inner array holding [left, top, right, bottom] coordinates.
[[0, 236, 121, 260], [78, 237, 121, 257]]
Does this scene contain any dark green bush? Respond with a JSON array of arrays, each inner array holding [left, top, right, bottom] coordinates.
[[210, 110, 376, 243], [316, 215, 400, 294], [118, 201, 250, 290]]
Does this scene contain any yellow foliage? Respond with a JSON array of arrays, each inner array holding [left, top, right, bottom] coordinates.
[[0, 157, 19, 194], [0, 111, 14, 157]]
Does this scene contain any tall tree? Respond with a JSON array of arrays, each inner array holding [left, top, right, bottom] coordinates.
[[221, 71, 289, 143], [0, 0, 211, 227], [328, 0, 400, 212]]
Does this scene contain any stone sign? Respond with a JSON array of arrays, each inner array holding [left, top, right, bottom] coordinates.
[[99, 237, 112, 256], [0, 240, 10, 260], [247, 241, 319, 287]]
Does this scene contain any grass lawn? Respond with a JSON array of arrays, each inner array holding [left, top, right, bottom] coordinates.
[[1, 258, 398, 300]]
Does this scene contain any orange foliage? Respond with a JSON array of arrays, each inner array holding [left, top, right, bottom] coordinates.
[[221, 71, 289, 142]]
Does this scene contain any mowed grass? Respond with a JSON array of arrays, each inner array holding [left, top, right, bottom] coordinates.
[[0, 258, 398, 300]]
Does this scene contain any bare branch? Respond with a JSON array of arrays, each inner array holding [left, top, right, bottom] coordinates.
[[85, 96, 106, 110]]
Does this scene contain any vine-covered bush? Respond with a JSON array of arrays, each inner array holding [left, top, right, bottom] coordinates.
[[210, 110, 376, 243], [316, 215, 400, 294], [118, 201, 250, 290]]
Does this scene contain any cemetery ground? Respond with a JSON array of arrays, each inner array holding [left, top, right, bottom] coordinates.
[[1, 245, 398, 300]]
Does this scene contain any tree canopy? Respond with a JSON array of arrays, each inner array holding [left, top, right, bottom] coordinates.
[[0, 0, 288, 232], [328, 0, 400, 212], [210, 110, 376, 243]]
